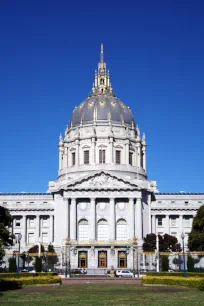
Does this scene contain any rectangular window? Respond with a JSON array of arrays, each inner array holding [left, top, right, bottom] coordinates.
[[116, 150, 121, 164], [28, 233, 35, 244], [42, 232, 48, 243], [170, 218, 177, 227], [157, 217, 163, 226], [42, 218, 48, 227], [72, 152, 76, 166], [185, 201, 189, 206], [129, 152, 133, 165], [29, 218, 35, 227], [184, 216, 191, 227], [84, 150, 90, 164], [99, 149, 106, 164], [15, 218, 21, 227]]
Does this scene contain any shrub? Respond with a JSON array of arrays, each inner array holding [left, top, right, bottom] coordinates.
[[0, 279, 22, 291], [161, 256, 169, 271], [0, 272, 57, 278], [142, 276, 202, 288], [199, 279, 204, 291], [35, 257, 42, 272], [0, 276, 61, 290], [146, 272, 204, 277], [8, 257, 16, 272], [187, 255, 195, 272]]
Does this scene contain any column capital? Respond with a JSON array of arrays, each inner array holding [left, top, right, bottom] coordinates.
[[70, 198, 77, 203], [90, 197, 96, 202], [129, 198, 135, 203], [109, 198, 115, 203]]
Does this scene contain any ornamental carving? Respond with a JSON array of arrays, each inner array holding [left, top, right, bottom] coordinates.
[[70, 173, 135, 190]]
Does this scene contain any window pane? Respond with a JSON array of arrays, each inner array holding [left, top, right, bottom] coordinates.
[[72, 153, 76, 166], [78, 219, 89, 241], [84, 150, 89, 164], [98, 219, 108, 241], [99, 150, 105, 164], [129, 152, 133, 165], [116, 219, 127, 241], [116, 150, 121, 164], [157, 217, 163, 226]]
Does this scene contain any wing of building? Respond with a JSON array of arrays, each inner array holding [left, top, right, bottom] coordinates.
[[1, 45, 203, 271]]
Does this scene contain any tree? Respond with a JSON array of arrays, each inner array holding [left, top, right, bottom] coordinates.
[[35, 256, 42, 272], [143, 233, 181, 252], [161, 256, 169, 271], [46, 244, 58, 271], [188, 205, 204, 251], [187, 255, 195, 272], [0, 206, 14, 265], [9, 257, 16, 272]]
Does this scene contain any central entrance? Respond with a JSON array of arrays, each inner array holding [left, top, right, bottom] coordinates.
[[98, 251, 107, 268]]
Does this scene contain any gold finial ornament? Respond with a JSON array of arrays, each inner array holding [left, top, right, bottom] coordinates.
[[132, 236, 138, 247]]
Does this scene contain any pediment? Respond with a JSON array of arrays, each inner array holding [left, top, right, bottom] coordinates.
[[65, 171, 138, 190]]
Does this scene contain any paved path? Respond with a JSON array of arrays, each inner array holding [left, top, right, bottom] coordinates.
[[62, 277, 142, 286]]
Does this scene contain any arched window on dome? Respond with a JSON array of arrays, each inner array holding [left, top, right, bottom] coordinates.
[[97, 219, 108, 241], [78, 219, 89, 242], [116, 219, 128, 241]]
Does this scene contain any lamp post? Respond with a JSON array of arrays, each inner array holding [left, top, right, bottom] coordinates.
[[26, 251, 29, 269], [132, 237, 138, 278], [44, 252, 48, 272], [16, 233, 22, 278], [156, 235, 159, 272], [181, 233, 187, 277], [65, 238, 71, 278]]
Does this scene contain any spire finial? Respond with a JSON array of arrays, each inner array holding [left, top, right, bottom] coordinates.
[[100, 43, 104, 63]]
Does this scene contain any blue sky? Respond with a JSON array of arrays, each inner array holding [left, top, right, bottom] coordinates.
[[0, 1, 204, 192]]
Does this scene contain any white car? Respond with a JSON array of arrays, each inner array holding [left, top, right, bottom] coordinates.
[[116, 270, 134, 278]]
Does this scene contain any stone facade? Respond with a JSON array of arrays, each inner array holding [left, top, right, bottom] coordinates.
[[1, 45, 203, 271]]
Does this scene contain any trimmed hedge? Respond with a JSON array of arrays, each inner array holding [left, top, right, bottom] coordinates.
[[0, 276, 61, 291], [0, 279, 22, 291], [142, 276, 202, 288], [0, 272, 57, 278], [147, 272, 204, 277]]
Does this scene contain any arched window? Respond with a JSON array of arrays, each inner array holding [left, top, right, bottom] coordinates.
[[78, 219, 89, 241], [116, 219, 127, 241], [97, 219, 108, 241]]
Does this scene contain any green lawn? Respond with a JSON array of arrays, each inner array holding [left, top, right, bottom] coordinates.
[[1, 285, 204, 306]]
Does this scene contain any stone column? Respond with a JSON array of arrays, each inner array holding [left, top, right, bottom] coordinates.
[[152, 215, 156, 233], [179, 215, 183, 240], [76, 140, 79, 166], [142, 146, 146, 171], [70, 199, 77, 240], [136, 142, 141, 168], [36, 215, 40, 243], [90, 198, 96, 241], [109, 137, 113, 163], [91, 138, 96, 165], [50, 215, 54, 243], [128, 198, 135, 239], [63, 147, 67, 168], [22, 215, 26, 245], [109, 198, 115, 240], [135, 197, 142, 244], [165, 215, 170, 234], [125, 141, 129, 165]]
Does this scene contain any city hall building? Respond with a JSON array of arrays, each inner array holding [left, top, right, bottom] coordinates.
[[1, 46, 203, 271]]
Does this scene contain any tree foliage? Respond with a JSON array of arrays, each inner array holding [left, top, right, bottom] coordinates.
[[188, 205, 204, 251], [47, 244, 58, 271], [35, 257, 42, 272], [143, 233, 181, 252], [161, 256, 169, 271], [8, 257, 17, 272], [187, 255, 195, 272], [28, 244, 45, 254], [0, 206, 14, 265]]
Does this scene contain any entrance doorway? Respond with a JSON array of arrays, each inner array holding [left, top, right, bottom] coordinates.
[[78, 251, 88, 268], [98, 251, 107, 268], [118, 251, 127, 268]]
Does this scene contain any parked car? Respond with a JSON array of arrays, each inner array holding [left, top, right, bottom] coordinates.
[[116, 270, 134, 278], [80, 268, 87, 274], [21, 269, 29, 272]]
